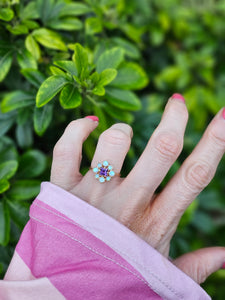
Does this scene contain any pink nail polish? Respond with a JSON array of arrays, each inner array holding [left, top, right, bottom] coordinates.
[[222, 108, 225, 120], [171, 93, 185, 103], [85, 116, 99, 122]]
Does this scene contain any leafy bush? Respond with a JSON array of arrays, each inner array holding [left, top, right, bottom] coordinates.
[[0, 0, 225, 297]]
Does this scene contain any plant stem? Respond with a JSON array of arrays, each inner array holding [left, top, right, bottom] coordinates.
[[86, 95, 99, 106]]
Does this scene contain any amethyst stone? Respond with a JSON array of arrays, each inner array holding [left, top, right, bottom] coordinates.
[[100, 167, 108, 176]]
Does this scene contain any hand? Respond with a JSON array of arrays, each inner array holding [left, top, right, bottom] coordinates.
[[50, 94, 225, 285]]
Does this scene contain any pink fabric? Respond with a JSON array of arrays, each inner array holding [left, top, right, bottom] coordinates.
[[37, 182, 211, 300], [1, 182, 211, 300], [16, 200, 160, 299], [2, 252, 65, 300]]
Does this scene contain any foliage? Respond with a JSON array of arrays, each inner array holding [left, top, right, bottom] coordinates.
[[0, 0, 225, 297]]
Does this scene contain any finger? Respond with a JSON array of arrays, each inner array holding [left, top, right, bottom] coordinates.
[[150, 108, 225, 250], [50, 117, 99, 190], [88, 123, 133, 185], [121, 94, 188, 206], [173, 247, 225, 284]]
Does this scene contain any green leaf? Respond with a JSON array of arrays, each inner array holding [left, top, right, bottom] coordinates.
[[93, 105, 108, 131], [1, 91, 35, 113], [34, 104, 53, 136], [73, 43, 89, 80], [20, 1, 39, 20], [112, 37, 140, 59], [92, 85, 105, 96], [7, 200, 29, 230], [0, 161, 18, 181], [17, 49, 37, 70], [48, 17, 83, 31], [6, 180, 40, 201], [0, 50, 13, 82], [59, 84, 82, 109], [110, 62, 149, 90], [0, 201, 10, 246], [121, 23, 145, 44], [0, 137, 18, 164], [0, 8, 14, 21], [49, 66, 66, 76], [16, 108, 32, 126], [6, 24, 29, 35], [104, 104, 134, 123], [59, 2, 92, 16], [16, 123, 33, 149], [36, 0, 56, 24], [96, 47, 124, 73], [32, 28, 67, 51], [85, 17, 103, 35], [25, 35, 41, 60], [0, 180, 10, 194], [21, 69, 46, 89], [17, 150, 46, 179], [22, 20, 40, 30], [54, 60, 78, 76], [36, 75, 69, 107], [0, 113, 15, 137], [90, 72, 100, 85], [98, 69, 117, 86], [105, 87, 142, 110]]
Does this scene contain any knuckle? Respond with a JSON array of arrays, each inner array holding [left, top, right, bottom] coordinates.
[[208, 129, 225, 149], [100, 128, 131, 147], [183, 161, 214, 192], [53, 142, 73, 158], [154, 132, 182, 160]]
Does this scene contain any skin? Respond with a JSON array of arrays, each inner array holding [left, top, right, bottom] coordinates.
[[50, 96, 225, 285]]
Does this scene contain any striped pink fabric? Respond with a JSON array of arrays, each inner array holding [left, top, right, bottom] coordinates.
[[1, 182, 211, 300]]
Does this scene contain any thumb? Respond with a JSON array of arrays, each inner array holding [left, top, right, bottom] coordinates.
[[173, 247, 225, 284]]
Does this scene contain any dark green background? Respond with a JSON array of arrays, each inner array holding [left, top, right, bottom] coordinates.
[[0, 0, 225, 298]]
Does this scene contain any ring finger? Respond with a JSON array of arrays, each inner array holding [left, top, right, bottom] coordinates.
[[80, 123, 133, 191]]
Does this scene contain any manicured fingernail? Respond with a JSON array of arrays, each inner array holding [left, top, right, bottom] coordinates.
[[171, 93, 185, 103], [85, 116, 99, 122], [222, 108, 225, 120]]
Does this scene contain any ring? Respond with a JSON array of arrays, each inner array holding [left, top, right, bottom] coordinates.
[[90, 161, 120, 183]]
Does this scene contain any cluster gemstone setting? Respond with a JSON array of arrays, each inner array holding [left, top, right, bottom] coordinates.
[[92, 161, 115, 183]]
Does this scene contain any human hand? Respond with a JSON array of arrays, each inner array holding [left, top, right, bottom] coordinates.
[[50, 93, 225, 285]]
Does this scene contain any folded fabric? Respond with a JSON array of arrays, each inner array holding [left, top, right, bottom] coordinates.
[[0, 182, 211, 300]]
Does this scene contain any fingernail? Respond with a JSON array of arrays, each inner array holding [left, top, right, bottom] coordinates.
[[85, 116, 99, 122], [222, 108, 225, 120], [171, 93, 185, 103], [221, 262, 225, 269]]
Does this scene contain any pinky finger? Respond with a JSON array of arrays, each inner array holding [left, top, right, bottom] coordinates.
[[173, 247, 225, 284]]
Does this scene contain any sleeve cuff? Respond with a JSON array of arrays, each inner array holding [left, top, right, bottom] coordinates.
[[35, 181, 211, 300]]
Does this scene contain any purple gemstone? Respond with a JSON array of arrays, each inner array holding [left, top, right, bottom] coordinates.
[[100, 167, 108, 176]]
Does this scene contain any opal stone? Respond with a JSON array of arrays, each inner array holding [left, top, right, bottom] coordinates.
[[103, 161, 109, 167], [106, 177, 111, 181], [108, 165, 113, 170], [109, 171, 115, 177], [93, 167, 99, 173], [99, 177, 105, 183], [97, 163, 102, 168]]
